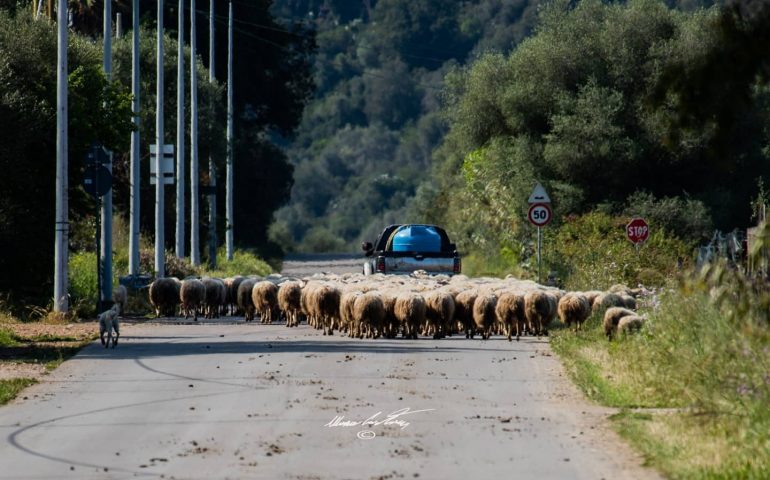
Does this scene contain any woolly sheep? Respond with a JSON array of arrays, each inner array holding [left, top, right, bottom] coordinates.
[[149, 277, 180, 317], [424, 291, 455, 339], [252, 281, 279, 324], [340, 290, 364, 336], [620, 294, 637, 310], [557, 293, 592, 332], [237, 278, 257, 321], [202, 277, 226, 319], [495, 291, 525, 341], [603, 307, 637, 340], [524, 290, 554, 337], [454, 290, 478, 339], [278, 281, 303, 327], [180, 278, 206, 320], [352, 292, 386, 339], [394, 293, 426, 339], [473, 293, 498, 340], [592, 292, 626, 315], [618, 315, 646, 336], [316, 284, 342, 335], [112, 285, 128, 315]]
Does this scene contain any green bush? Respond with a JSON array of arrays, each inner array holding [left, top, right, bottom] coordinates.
[[547, 211, 693, 290], [68, 251, 99, 318], [205, 249, 273, 278]]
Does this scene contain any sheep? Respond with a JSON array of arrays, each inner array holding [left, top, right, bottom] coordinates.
[[180, 278, 206, 320], [379, 291, 399, 339], [237, 278, 257, 321], [582, 290, 603, 306], [524, 290, 554, 337], [224, 276, 245, 315], [340, 290, 364, 336], [278, 281, 303, 327], [352, 292, 386, 339], [495, 291, 525, 341], [424, 291, 455, 339], [620, 294, 637, 310], [394, 293, 426, 339], [301, 282, 320, 329], [252, 281, 279, 324], [618, 315, 646, 336], [112, 285, 128, 315], [202, 277, 226, 319], [148, 277, 180, 317], [603, 307, 637, 340], [592, 292, 626, 315], [454, 290, 478, 339], [473, 293, 498, 340], [98, 303, 120, 348], [316, 284, 342, 335], [557, 293, 592, 332]]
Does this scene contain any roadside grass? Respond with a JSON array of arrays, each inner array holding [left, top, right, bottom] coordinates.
[[0, 323, 98, 403], [0, 378, 38, 406], [550, 289, 770, 479]]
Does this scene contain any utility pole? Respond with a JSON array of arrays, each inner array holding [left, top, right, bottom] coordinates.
[[155, 0, 166, 277], [101, 0, 114, 307], [128, 0, 140, 275], [190, 0, 200, 266], [208, 0, 217, 267], [225, 0, 233, 260], [116, 12, 122, 37], [53, 0, 68, 312], [175, 0, 185, 259]]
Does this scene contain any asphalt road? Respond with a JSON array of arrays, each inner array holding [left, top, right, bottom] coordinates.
[[0, 257, 660, 480]]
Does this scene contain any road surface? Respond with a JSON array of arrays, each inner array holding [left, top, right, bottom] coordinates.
[[0, 257, 659, 479]]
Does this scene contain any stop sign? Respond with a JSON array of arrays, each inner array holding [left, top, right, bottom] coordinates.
[[626, 218, 649, 245]]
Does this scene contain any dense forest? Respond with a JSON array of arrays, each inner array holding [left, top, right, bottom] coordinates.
[[269, 0, 764, 259]]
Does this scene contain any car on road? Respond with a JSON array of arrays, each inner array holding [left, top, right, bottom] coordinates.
[[361, 224, 461, 275]]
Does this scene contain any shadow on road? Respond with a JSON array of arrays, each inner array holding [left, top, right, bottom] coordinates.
[[74, 336, 545, 360]]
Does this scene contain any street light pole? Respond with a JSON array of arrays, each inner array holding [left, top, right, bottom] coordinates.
[[208, 0, 217, 267], [175, 0, 186, 259], [128, 0, 140, 276], [100, 0, 113, 307], [190, 0, 200, 267], [225, 0, 233, 260], [155, 0, 166, 277], [53, 0, 68, 312]]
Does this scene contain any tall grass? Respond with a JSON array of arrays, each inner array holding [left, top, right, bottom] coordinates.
[[552, 284, 770, 478]]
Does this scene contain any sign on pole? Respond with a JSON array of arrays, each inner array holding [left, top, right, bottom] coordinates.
[[527, 183, 552, 284], [528, 183, 551, 204], [150, 143, 175, 185], [626, 218, 649, 245], [528, 203, 552, 227]]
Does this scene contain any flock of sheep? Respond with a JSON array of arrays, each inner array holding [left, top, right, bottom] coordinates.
[[146, 273, 648, 341]]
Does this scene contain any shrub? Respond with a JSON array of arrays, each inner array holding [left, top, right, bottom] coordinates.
[[68, 251, 99, 318], [206, 248, 273, 278], [547, 211, 693, 290]]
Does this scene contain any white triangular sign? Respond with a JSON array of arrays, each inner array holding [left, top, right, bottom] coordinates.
[[528, 183, 551, 204]]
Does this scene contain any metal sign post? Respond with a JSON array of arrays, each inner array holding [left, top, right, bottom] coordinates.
[[84, 145, 112, 314], [528, 183, 552, 285]]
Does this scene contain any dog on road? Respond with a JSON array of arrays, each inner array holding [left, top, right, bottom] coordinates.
[[98, 303, 120, 348]]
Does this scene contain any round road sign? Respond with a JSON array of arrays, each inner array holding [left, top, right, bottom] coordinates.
[[528, 203, 552, 227], [626, 218, 649, 245], [83, 165, 112, 198]]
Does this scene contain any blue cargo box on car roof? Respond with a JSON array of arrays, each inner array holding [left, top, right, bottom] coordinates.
[[391, 225, 442, 252]]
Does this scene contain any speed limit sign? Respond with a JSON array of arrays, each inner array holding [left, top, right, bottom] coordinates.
[[528, 203, 552, 227]]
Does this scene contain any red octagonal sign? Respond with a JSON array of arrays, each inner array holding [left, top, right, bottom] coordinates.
[[626, 218, 649, 245]]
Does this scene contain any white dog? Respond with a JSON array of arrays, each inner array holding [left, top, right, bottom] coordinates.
[[98, 303, 121, 348]]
